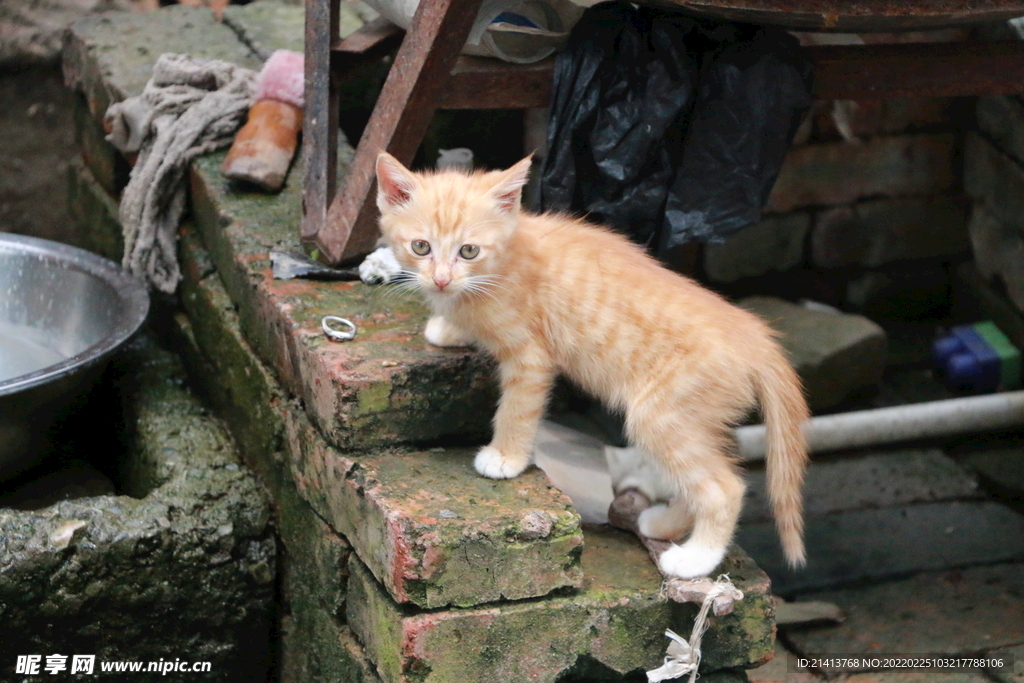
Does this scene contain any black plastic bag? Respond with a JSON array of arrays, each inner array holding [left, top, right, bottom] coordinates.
[[537, 2, 813, 251]]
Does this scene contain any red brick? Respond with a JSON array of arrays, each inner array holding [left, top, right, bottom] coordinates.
[[766, 134, 957, 213], [285, 407, 584, 609], [348, 528, 774, 683], [811, 195, 969, 269]]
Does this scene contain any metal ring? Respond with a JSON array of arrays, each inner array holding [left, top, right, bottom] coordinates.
[[322, 316, 356, 342]]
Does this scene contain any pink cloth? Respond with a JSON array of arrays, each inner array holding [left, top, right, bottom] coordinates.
[[256, 49, 304, 107]]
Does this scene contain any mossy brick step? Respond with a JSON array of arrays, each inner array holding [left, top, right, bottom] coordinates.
[[347, 526, 774, 683], [188, 151, 498, 451], [64, 5, 262, 123], [0, 336, 274, 681], [285, 406, 584, 609]]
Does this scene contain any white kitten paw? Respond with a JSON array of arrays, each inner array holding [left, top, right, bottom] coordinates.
[[424, 316, 473, 347], [637, 504, 671, 539], [474, 446, 528, 479], [658, 543, 727, 579]]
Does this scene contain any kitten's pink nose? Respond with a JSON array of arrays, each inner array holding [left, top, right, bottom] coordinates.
[[433, 276, 451, 290]]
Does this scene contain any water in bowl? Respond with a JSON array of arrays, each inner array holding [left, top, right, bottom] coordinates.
[[0, 322, 67, 384]]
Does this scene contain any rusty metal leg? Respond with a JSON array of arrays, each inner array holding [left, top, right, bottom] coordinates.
[[305, 0, 486, 265], [302, 0, 340, 246]]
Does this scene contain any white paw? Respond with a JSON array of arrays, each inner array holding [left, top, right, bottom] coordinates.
[[658, 543, 726, 579], [637, 504, 671, 539], [424, 316, 473, 347], [474, 446, 528, 479]]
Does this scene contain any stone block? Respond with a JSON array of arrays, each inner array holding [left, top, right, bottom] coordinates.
[[281, 594, 383, 683], [766, 134, 957, 213], [965, 132, 1024, 234], [66, 158, 123, 262], [176, 227, 287, 479], [977, 95, 1024, 168], [811, 196, 969, 269], [741, 449, 981, 524], [222, 0, 307, 58], [0, 336, 275, 681], [285, 407, 584, 609], [72, 92, 125, 195], [968, 205, 1024, 313], [188, 151, 499, 451], [738, 501, 1024, 594], [785, 563, 1024, 661], [63, 5, 261, 122], [704, 213, 809, 283], [347, 527, 774, 683], [738, 297, 887, 411]]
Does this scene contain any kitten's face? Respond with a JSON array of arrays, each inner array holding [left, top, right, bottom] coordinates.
[[375, 153, 531, 303]]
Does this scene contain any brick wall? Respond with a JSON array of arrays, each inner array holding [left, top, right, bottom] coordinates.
[[702, 95, 973, 324]]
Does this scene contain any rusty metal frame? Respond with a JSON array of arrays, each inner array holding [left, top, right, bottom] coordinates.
[[303, 0, 1024, 266]]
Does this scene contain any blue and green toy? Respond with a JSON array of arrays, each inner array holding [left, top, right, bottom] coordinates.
[[933, 321, 1022, 393]]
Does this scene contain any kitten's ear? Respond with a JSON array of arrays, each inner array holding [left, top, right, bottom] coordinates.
[[489, 156, 532, 213], [376, 153, 418, 211]]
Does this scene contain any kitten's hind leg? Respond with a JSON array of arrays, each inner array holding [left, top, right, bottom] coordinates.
[[424, 315, 474, 347], [656, 465, 744, 579], [627, 410, 744, 579], [476, 348, 555, 479]]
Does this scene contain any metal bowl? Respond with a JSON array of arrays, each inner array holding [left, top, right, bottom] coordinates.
[[0, 233, 149, 482]]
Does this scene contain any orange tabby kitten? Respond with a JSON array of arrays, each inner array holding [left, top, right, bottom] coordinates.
[[375, 153, 809, 579]]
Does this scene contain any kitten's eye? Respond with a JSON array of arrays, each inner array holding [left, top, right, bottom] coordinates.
[[411, 240, 431, 256], [459, 244, 480, 260]]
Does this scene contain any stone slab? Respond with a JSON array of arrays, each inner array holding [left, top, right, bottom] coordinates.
[[785, 563, 1024, 660], [965, 132, 1024, 235], [0, 336, 274, 681], [811, 196, 969, 269], [285, 406, 584, 609], [222, 0, 307, 58], [188, 150, 499, 451], [347, 527, 775, 683], [63, 5, 261, 122], [741, 449, 981, 524], [766, 134, 957, 214], [738, 297, 887, 411], [704, 213, 809, 283], [737, 502, 1024, 594]]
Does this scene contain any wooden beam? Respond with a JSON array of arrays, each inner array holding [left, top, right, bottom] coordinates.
[[438, 56, 555, 109], [809, 41, 1024, 100]]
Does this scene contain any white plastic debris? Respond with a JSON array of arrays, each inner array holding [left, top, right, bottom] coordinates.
[[359, 246, 402, 285]]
